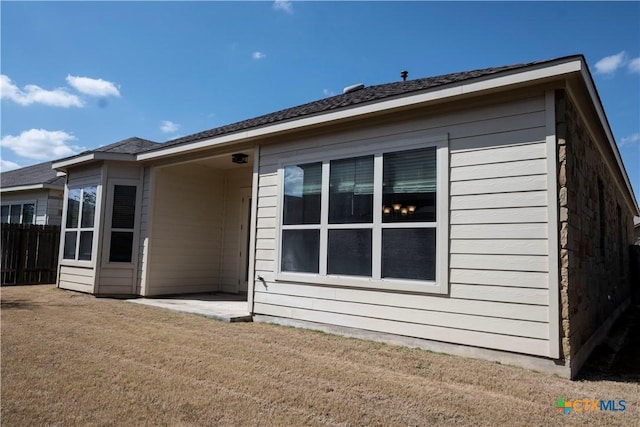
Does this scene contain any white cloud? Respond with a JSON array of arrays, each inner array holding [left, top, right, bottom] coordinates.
[[0, 74, 83, 107], [619, 132, 640, 147], [66, 75, 120, 97], [0, 129, 83, 161], [273, 0, 293, 14], [0, 159, 21, 172], [594, 51, 627, 74], [160, 120, 180, 134], [323, 89, 336, 97], [628, 57, 640, 73], [252, 51, 266, 60]]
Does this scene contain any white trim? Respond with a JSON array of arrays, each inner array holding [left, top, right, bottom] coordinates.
[[319, 161, 330, 276], [52, 152, 136, 170], [436, 140, 450, 295], [140, 167, 158, 297], [1, 184, 63, 193], [53, 154, 96, 169], [137, 59, 583, 161], [57, 178, 70, 289], [372, 155, 383, 279], [61, 184, 101, 266], [237, 186, 253, 291], [248, 145, 260, 313], [274, 132, 449, 294], [545, 90, 560, 359]]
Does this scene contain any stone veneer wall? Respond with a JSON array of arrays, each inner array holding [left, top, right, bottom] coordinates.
[[556, 90, 635, 360]]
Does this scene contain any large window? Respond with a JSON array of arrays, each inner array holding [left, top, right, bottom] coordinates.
[[1, 203, 35, 224], [63, 186, 97, 261], [278, 136, 448, 293], [109, 185, 137, 263]]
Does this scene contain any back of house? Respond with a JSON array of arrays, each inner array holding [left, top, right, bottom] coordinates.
[[51, 55, 639, 379]]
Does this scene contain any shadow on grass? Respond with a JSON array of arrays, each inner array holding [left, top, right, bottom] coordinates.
[[0, 299, 40, 310], [578, 304, 640, 384]]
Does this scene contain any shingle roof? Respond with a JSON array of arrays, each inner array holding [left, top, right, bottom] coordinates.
[[89, 137, 159, 155], [141, 56, 580, 153], [1, 161, 65, 189]]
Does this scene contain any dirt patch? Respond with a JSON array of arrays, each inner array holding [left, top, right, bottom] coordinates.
[[2, 285, 639, 426]]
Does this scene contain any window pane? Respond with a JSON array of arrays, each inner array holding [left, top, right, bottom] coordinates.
[[281, 229, 319, 273], [382, 228, 436, 281], [383, 147, 436, 223], [9, 205, 21, 224], [66, 188, 81, 228], [329, 156, 374, 224], [283, 163, 321, 225], [110, 231, 134, 263], [327, 229, 372, 276], [63, 231, 77, 259], [81, 186, 97, 228], [22, 204, 35, 225], [112, 185, 136, 229], [78, 231, 93, 261], [1, 206, 9, 223]]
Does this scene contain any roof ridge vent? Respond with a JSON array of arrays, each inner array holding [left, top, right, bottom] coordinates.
[[343, 83, 365, 94]]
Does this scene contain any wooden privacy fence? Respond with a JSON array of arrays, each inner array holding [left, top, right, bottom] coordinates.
[[1, 224, 60, 285]]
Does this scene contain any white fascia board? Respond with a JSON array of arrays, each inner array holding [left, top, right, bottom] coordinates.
[[579, 67, 639, 213], [0, 183, 63, 193], [52, 154, 96, 169], [137, 59, 585, 162], [1, 184, 44, 192], [52, 153, 136, 170]]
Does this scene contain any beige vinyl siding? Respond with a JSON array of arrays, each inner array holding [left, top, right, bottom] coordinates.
[[144, 164, 224, 295], [253, 93, 552, 357], [96, 162, 143, 296], [97, 268, 135, 295], [57, 163, 103, 293], [58, 265, 95, 293], [220, 167, 252, 293]]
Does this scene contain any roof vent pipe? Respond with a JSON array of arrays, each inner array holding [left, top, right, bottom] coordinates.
[[401, 70, 408, 81], [343, 83, 365, 94]]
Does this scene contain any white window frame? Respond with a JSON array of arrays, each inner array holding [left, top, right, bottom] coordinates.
[[0, 201, 37, 224], [62, 185, 98, 263], [275, 132, 449, 294], [102, 179, 142, 267]]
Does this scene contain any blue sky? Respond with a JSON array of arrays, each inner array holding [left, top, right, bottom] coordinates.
[[1, 1, 639, 200]]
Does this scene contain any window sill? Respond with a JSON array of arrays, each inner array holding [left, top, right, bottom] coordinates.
[[275, 272, 447, 295]]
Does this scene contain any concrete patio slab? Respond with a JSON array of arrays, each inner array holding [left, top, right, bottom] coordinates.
[[127, 293, 252, 322]]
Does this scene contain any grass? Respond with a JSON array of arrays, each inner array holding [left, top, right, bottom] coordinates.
[[2, 285, 639, 426]]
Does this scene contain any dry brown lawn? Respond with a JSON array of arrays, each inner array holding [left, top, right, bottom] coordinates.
[[2, 285, 639, 426]]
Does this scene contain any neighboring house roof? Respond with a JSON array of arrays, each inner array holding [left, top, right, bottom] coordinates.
[[140, 58, 556, 153], [0, 161, 65, 192]]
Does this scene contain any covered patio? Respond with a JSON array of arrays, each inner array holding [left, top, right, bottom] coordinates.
[[127, 292, 252, 322]]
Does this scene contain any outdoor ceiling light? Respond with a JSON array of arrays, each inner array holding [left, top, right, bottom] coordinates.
[[232, 153, 248, 164]]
